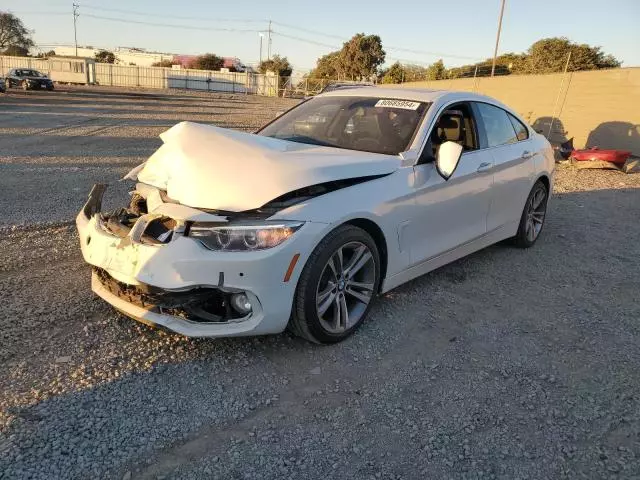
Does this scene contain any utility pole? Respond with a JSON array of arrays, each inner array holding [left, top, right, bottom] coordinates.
[[259, 33, 264, 65], [267, 20, 272, 60], [490, 0, 506, 77], [73, 3, 79, 57]]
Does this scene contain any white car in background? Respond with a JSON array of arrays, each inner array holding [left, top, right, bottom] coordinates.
[[77, 88, 554, 343]]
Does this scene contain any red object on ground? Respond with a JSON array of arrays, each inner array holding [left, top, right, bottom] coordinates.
[[571, 147, 632, 165]]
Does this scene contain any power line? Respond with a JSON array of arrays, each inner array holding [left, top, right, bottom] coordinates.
[[271, 21, 346, 41], [17, 5, 485, 64], [7, 11, 69, 15], [78, 4, 264, 23], [385, 46, 482, 61], [77, 4, 483, 61], [271, 21, 483, 61], [272, 31, 340, 50], [81, 13, 264, 33]]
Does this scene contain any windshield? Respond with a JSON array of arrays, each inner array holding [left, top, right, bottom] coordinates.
[[18, 70, 43, 77], [258, 96, 429, 155]]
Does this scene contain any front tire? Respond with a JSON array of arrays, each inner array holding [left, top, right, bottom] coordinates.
[[290, 225, 381, 344], [513, 180, 549, 248]]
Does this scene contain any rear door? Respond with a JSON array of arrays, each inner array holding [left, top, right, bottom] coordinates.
[[472, 102, 536, 232]]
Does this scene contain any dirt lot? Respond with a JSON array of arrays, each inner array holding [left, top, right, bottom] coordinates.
[[1, 87, 639, 480]]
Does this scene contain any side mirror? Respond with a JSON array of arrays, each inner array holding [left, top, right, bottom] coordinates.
[[435, 141, 463, 180]]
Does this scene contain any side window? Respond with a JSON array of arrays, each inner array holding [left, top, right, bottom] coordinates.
[[421, 102, 479, 162], [475, 102, 518, 147], [507, 113, 529, 141]]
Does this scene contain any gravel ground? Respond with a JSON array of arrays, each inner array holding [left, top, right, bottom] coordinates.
[[1, 87, 640, 480]]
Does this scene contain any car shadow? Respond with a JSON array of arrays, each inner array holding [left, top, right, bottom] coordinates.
[[586, 121, 640, 155], [531, 116, 568, 146]]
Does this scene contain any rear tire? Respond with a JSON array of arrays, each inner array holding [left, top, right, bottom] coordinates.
[[289, 225, 381, 344], [513, 180, 549, 248]]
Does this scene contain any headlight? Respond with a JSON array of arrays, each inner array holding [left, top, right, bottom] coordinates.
[[189, 222, 303, 251]]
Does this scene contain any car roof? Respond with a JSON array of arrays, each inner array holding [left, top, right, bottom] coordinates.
[[319, 86, 500, 105]]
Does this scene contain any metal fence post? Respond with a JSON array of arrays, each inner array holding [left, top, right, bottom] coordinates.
[[137, 66, 140, 87], [185, 70, 188, 90], [547, 51, 572, 141], [473, 65, 478, 92]]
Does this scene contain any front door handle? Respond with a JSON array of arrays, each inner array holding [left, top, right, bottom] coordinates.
[[477, 162, 493, 173], [522, 150, 535, 159]]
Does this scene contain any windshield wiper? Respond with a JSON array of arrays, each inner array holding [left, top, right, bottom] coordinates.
[[278, 136, 338, 149]]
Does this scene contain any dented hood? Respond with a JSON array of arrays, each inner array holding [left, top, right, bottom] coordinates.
[[129, 121, 400, 212]]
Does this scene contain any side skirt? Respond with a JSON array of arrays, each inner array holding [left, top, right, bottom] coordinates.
[[380, 222, 518, 293]]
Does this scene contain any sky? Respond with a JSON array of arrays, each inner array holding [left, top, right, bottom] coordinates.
[[4, 0, 640, 74]]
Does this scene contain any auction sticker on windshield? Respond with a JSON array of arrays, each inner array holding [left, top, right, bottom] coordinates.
[[375, 99, 421, 110]]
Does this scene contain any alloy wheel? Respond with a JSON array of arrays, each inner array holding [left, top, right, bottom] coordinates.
[[525, 185, 547, 242], [315, 241, 376, 333]]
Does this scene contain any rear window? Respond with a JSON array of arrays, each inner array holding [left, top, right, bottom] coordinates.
[[475, 102, 518, 147], [508, 113, 529, 141]]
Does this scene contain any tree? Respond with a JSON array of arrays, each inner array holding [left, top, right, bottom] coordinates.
[[445, 37, 621, 79], [403, 64, 428, 82], [35, 49, 56, 58], [3, 45, 29, 56], [312, 51, 341, 78], [425, 59, 446, 80], [339, 33, 385, 79], [152, 59, 179, 68], [0, 12, 34, 52], [309, 33, 385, 80], [258, 54, 293, 76], [95, 50, 116, 64], [523, 37, 621, 73], [189, 54, 224, 71], [381, 62, 405, 84]]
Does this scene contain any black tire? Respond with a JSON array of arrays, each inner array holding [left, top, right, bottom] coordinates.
[[289, 225, 381, 344], [513, 180, 549, 248]]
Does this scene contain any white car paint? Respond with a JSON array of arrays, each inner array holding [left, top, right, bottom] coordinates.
[[133, 121, 400, 212], [76, 87, 554, 338]]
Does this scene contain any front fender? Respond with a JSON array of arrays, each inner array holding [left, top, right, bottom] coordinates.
[[269, 168, 417, 278]]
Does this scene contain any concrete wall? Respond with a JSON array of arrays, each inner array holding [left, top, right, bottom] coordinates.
[[389, 68, 640, 155]]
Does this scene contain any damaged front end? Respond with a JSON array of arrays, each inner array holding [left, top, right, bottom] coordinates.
[[76, 183, 281, 336], [93, 267, 247, 323]]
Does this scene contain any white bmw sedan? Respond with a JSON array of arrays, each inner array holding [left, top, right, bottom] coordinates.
[[77, 88, 554, 343]]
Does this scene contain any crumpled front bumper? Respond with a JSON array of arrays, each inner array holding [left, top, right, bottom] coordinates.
[[76, 186, 323, 337]]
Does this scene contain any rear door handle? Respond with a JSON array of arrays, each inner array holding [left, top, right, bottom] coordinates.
[[477, 162, 493, 173], [522, 150, 535, 159]]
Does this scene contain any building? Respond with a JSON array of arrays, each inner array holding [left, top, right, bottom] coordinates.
[[53, 46, 174, 67], [52, 46, 248, 71]]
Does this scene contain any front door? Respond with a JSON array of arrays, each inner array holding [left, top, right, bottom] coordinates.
[[408, 103, 494, 265]]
